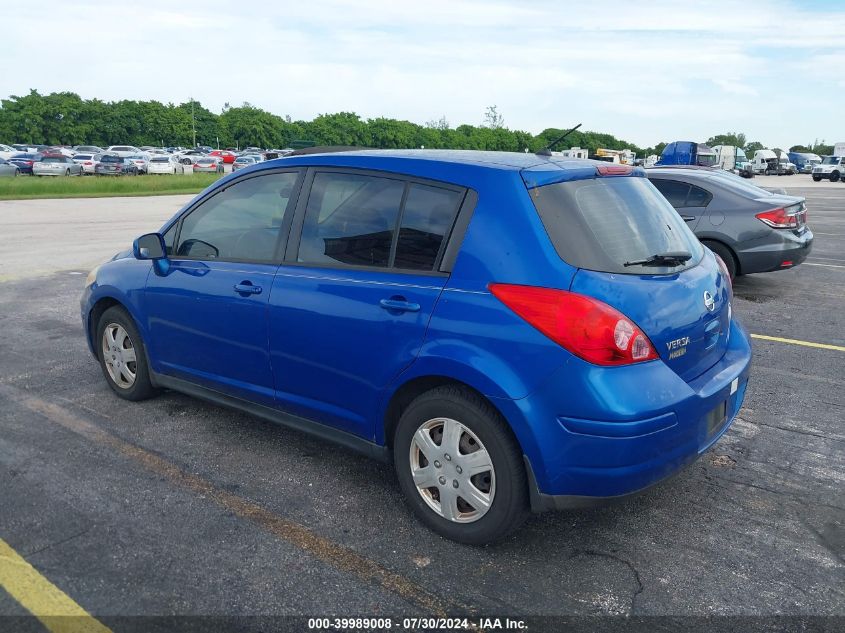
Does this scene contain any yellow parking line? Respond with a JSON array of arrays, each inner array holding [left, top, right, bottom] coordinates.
[[751, 334, 845, 352], [0, 538, 112, 633]]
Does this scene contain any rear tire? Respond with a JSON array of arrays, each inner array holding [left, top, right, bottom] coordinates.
[[393, 385, 529, 545], [831, 172, 841, 183], [703, 240, 738, 280], [96, 306, 157, 401]]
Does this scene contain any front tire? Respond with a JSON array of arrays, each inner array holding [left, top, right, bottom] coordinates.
[[813, 175, 822, 182], [96, 306, 157, 401], [393, 385, 529, 545], [831, 171, 841, 183]]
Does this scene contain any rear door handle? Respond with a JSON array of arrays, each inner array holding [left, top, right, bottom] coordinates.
[[234, 282, 262, 295], [379, 298, 421, 313]]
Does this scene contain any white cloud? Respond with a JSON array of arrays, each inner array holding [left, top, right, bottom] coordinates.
[[1, 0, 843, 148]]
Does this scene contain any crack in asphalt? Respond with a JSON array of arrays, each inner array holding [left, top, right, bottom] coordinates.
[[24, 527, 92, 559], [569, 549, 644, 615], [753, 420, 845, 443]]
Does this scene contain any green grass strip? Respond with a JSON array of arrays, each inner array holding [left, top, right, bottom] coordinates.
[[0, 173, 222, 200]]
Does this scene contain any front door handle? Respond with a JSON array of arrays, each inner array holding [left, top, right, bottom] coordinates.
[[234, 282, 262, 295], [681, 215, 696, 222], [379, 298, 421, 313]]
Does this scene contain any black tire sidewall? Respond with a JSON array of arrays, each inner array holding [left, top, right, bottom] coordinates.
[[96, 306, 155, 401], [704, 241, 737, 279], [393, 388, 528, 544]]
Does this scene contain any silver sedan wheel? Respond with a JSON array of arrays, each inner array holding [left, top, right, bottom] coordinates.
[[409, 417, 495, 523], [101, 323, 137, 389]]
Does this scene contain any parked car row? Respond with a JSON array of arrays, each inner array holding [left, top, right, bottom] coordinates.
[[0, 142, 298, 177]]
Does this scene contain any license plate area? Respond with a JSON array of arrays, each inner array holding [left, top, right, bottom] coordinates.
[[706, 400, 728, 438]]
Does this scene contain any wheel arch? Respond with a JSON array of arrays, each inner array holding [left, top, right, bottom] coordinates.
[[382, 375, 520, 453], [87, 296, 124, 356], [700, 237, 741, 276]]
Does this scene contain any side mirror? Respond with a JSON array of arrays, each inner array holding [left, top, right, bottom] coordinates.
[[133, 233, 166, 260]]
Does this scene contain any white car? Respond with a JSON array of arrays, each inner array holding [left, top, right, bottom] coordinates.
[[72, 153, 99, 175], [125, 155, 149, 174], [73, 145, 103, 155], [105, 145, 142, 158], [0, 143, 17, 160], [147, 154, 185, 175]]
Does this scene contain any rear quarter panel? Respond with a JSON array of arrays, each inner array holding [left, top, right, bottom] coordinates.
[[379, 170, 579, 438]]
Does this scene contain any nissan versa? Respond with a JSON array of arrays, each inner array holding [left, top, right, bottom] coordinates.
[[81, 150, 751, 544]]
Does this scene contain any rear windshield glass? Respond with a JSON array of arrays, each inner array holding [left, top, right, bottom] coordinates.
[[74, 155, 93, 160], [150, 157, 170, 162], [530, 176, 703, 275], [111, 146, 132, 152], [100, 155, 121, 163], [703, 172, 774, 198], [43, 157, 64, 163]]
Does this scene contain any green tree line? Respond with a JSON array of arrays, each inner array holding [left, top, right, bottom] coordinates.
[[4, 91, 820, 158], [1, 90, 657, 155]]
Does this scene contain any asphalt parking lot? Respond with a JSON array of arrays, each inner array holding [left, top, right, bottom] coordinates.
[[0, 183, 843, 629]]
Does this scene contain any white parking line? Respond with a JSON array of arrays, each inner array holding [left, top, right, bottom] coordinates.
[[804, 262, 845, 269]]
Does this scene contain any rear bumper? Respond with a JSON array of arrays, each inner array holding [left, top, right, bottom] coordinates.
[[736, 228, 813, 274], [497, 319, 751, 505]]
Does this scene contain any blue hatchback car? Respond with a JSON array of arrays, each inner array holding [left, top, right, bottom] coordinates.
[[81, 150, 751, 544]]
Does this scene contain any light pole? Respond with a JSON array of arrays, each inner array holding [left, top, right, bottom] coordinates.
[[190, 97, 196, 148]]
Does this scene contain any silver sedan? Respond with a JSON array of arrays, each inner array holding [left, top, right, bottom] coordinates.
[[32, 155, 83, 176], [0, 158, 20, 177]]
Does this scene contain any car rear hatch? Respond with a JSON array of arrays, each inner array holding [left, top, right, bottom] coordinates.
[[523, 164, 731, 383]]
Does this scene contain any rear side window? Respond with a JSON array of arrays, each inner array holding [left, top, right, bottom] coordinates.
[[175, 172, 300, 262], [531, 176, 703, 275], [650, 179, 690, 207], [685, 184, 712, 207], [651, 178, 712, 208], [394, 184, 463, 270], [297, 172, 404, 268]]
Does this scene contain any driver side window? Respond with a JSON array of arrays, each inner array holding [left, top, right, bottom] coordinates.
[[175, 171, 300, 263]]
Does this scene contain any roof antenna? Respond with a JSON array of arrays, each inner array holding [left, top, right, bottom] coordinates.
[[536, 123, 582, 156]]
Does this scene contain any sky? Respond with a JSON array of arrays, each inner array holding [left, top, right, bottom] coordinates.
[[2, 0, 844, 149]]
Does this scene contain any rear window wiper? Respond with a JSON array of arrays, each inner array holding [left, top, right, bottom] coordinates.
[[624, 251, 692, 267]]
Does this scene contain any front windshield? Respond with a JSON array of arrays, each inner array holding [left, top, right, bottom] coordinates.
[[822, 156, 839, 165], [736, 149, 748, 160], [697, 155, 716, 167]]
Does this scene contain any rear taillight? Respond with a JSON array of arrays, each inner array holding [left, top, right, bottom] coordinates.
[[488, 284, 659, 366], [84, 161, 92, 165], [756, 207, 798, 229]]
